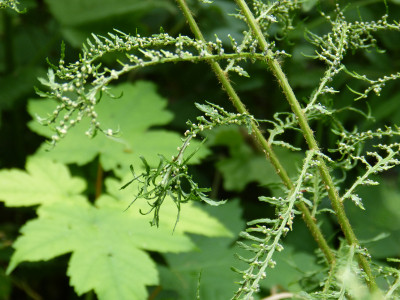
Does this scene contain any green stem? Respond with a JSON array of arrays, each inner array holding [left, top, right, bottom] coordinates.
[[233, 0, 377, 290], [175, 0, 335, 266]]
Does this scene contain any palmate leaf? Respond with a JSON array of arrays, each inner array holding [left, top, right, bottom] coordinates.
[[4, 158, 231, 300], [7, 200, 178, 300], [103, 177, 232, 237], [0, 156, 86, 206], [28, 81, 208, 176]]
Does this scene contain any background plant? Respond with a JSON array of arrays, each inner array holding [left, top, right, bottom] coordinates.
[[1, 0, 400, 299]]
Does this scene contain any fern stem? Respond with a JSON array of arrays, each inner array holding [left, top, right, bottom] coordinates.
[[233, 0, 377, 290], [175, 0, 335, 266]]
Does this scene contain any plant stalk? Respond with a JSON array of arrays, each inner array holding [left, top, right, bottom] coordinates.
[[175, 0, 335, 266], [233, 0, 377, 290]]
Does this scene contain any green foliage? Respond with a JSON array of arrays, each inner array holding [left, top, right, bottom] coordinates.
[[232, 150, 324, 298], [44, 0, 175, 27], [0, 0, 21, 12], [2, 0, 400, 299], [207, 126, 302, 192], [2, 158, 230, 300], [0, 74, 226, 299], [121, 102, 255, 227], [29, 81, 208, 175], [0, 268, 11, 299], [159, 199, 245, 300], [0, 157, 86, 207], [34, 30, 270, 145]]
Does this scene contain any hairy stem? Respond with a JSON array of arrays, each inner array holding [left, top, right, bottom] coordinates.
[[175, 0, 335, 265], [233, 0, 377, 290]]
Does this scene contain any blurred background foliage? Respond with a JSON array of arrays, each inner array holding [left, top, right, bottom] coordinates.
[[1, 0, 400, 299]]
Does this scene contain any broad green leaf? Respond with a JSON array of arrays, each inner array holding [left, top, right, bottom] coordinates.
[[96, 196, 196, 252], [302, 0, 318, 12], [0, 67, 45, 127], [7, 200, 92, 270], [101, 177, 232, 237], [6, 164, 231, 300], [258, 246, 322, 292], [6, 200, 180, 300], [44, 0, 175, 26], [255, 244, 324, 292], [159, 200, 245, 300], [160, 198, 321, 299], [7, 192, 231, 299], [28, 81, 209, 176], [218, 154, 275, 191], [199, 0, 246, 44], [346, 182, 400, 258], [68, 244, 157, 300], [208, 126, 302, 192], [0, 157, 86, 207], [159, 197, 321, 298]]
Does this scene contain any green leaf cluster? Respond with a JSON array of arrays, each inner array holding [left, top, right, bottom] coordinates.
[[2, 0, 400, 299], [0, 81, 229, 300]]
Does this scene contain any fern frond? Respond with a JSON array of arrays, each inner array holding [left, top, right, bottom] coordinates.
[[232, 150, 319, 300], [341, 143, 400, 209], [305, 3, 400, 107], [335, 126, 400, 163], [252, 0, 301, 38], [36, 31, 276, 145]]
